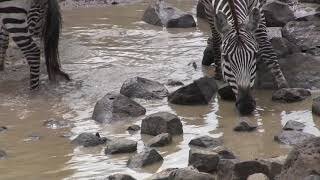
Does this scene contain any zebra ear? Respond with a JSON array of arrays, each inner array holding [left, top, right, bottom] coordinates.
[[214, 11, 231, 34], [246, 8, 261, 32]]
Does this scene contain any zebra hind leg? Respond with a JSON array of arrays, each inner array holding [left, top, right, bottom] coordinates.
[[0, 27, 9, 71]]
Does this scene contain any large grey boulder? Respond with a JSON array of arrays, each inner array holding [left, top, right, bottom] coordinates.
[[263, 0, 295, 27], [92, 93, 146, 123], [142, 0, 196, 28], [141, 112, 183, 136], [188, 148, 220, 173], [274, 130, 315, 145], [104, 139, 137, 154], [189, 135, 223, 148], [277, 137, 320, 180], [272, 88, 311, 103], [312, 97, 320, 116], [127, 149, 163, 168], [120, 77, 169, 100], [71, 133, 108, 147]]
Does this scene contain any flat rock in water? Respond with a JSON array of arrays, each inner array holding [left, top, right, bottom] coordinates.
[[234, 120, 258, 132], [146, 133, 172, 147], [188, 148, 220, 173], [272, 88, 311, 103], [312, 97, 320, 116], [189, 135, 223, 148], [105, 139, 137, 154], [71, 133, 108, 147], [127, 125, 141, 131], [142, 0, 196, 28], [120, 77, 168, 100], [127, 149, 163, 168], [92, 92, 146, 123], [218, 84, 236, 101], [274, 130, 315, 145], [0, 150, 7, 160], [262, 0, 294, 27], [43, 118, 71, 129], [168, 77, 218, 105], [141, 112, 183, 136], [106, 174, 136, 180], [283, 120, 305, 131]]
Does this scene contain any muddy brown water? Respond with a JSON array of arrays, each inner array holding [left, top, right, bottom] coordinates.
[[0, 0, 320, 179]]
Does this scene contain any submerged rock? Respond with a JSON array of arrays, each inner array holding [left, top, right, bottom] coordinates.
[[141, 112, 183, 136], [127, 149, 163, 168], [23, 133, 42, 142], [146, 133, 172, 147], [142, 0, 196, 28], [0, 126, 8, 133], [277, 137, 320, 180], [218, 84, 236, 101], [120, 77, 169, 100], [283, 120, 305, 131], [71, 132, 108, 147], [189, 135, 223, 148], [233, 120, 258, 132], [168, 77, 218, 105], [0, 150, 7, 160], [274, 130, 315, 145], [105, 139, 137, 154], [263, 0, 294, 27], [312, 97, 320, 116], [272, 88, 311, 103], [92, 92, 146, 123], [127, 125, 141, 131], [106, 174, 136, 180], [43, 118, 71, 129], [188, 148, 220, 173]]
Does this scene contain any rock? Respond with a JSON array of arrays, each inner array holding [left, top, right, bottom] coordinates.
[[92, 92, 146, 123], [105, 139, 137, 154], [196, 0, 212, 19], [304, 175, 320, 180], [23, 133, 42, 142], [217, 159, 240, 180], [218, 84, 236, 101], [127, 125, 141, 131], [274, 130, 315, 145], [71, 132, 108, 147], [106, 174, 136, 180], [277, 137, 320, 180], [146, 133, 172, 147], [0, 126, 8, 133], [263, 0, 294, 27], [256, 53, 320, 89], [0, 150, 7, 159], [43, 118, 71, 129], [312, 97, 320, 116], [142, 0, 196, 28], [233, 120, 258, 132], [282, 21, 320, 56], [212, 146, 237, 159], [272, 88, 311, 103], [168, 77, 218, 105], [120, 77, 169, 100], [141, 112, 183, 136], [283, 120, 305, 131], [166, 79, 184, 86], [189, 135, 223, 148], [171, 167, 216, 180], [259, 155, 287, 179], [298, 0, 320, 3], [147, 168, 178, 180], [296, 12, 320, 22], [271, 37, 300, 58], [233, 161, 270, 180], [247, 173, 269, 180], [188, 148, 220, 173], [127, 148, 163, 168]]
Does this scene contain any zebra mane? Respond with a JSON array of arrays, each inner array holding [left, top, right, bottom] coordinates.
[[227, 0, 240, 36]]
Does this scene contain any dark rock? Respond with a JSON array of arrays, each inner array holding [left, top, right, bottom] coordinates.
[[218, 84, 236, 101], [233, 120, 258, 132], [263, 0, 294, 27], [197, 0, 212, 19], [283, 120, 305, 131], [312, 97, 320, 116], [127, 125, 141, 131], [171, 167, 216, 180], [296, 12, 320, 22], [233, 161, 270, 180], [188, 148, 220, 173], [259, 155, 287, 179], [217, 159, 240, 180], [127, 148, 163, 168], [166, 79, 184, 86], [71, 132, 108, 147], [105, 139, 137, 154], [146, 133, 172, 147], [189, 135, 223, 148], [111, 1, 119, 5], [92, 92, 146, 123], [43, 118, 71, 129], [0, 150, 7, 160], [141, 112, 183, 136], [0, 126, 8, 133], [168, 77, 218, 105], [298, 0, 320, 3], [212, 146, 237, 159], [23, 133, 42, 142], [147, 168, 178, 180], [272, 88, 311, 103], [106, 174, 136, 180], [271, 37, 301, 58], [274, 130, 315, 145], [277, 137, 320, 180], [120, 77, 169, 100], [142, 0, 196, 28]]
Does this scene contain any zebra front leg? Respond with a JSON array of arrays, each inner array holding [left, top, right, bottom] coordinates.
[[0, 27, 9, 71]]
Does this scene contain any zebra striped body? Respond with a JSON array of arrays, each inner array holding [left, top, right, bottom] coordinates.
[[201, 0, 288, 114], [0, 0, 69, 90]]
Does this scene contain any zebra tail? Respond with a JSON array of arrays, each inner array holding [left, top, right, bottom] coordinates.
[[42, 0, 62, 81]]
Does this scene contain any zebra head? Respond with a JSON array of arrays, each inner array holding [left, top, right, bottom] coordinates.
[[215, 8, 261, 115]]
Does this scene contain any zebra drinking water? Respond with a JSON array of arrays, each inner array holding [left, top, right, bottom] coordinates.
[[0, 0, 70, 90], [201, 0, 289, 115]]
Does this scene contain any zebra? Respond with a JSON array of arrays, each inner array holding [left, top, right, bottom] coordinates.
[[0, 0, 70, 90], [201, 0, 288, 115]]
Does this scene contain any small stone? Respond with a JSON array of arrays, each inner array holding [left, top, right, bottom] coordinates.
[[0, 126, 8, 133], [105, 139, 137, 154], [23, 133, 41, 142], [127, 125, 140, 131], [0, 150, 7, 160], [234, 120, 257, 132], [166, 79, 184, 86], [274, 131, 315, 145], [188, 148, 220, 173], [43, 118, 71, 129], [71, 132, 108, 147], [283, 120, 305, 131], [312, 97, 320, 116], [106, 174, 136, 180], [127, 149, 163, 168], [272, 88, 311, 103], [146, 133, 172, 147], [189, 135, 223, 148]]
